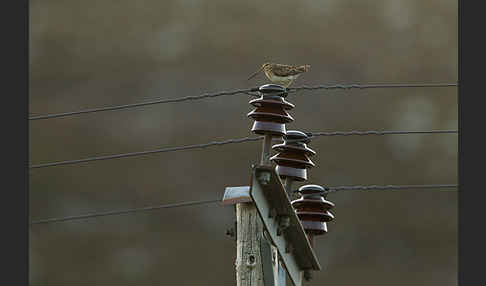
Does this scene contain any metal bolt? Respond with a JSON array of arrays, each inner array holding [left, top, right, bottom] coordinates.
[[247, 254, 256, 267], [285, 242, 293, 253], [258, 171, 271, 185], [226, 227, 235, 238], [277, 215, 290, 236], [304, 270, 313, 281], [280, 215, 290, 228], [268, 208, 277, 218]]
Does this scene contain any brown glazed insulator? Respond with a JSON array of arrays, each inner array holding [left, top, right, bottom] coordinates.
[[291, 184, 335, 247], [270, 130, 315, 181], [247, 84, 295, 136]]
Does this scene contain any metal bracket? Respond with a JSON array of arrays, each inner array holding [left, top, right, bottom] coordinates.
[[260, 233, 276, 286], [277, 257, 286, 286], [261, 232, 286, 286], [250, 165, 321, 286]]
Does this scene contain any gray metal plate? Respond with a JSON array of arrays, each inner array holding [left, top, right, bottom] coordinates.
[[249, 165, 321, 286], [221, 186, 252, 205]]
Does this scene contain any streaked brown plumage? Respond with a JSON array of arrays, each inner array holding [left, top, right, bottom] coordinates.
[[247, 62, 310, 87]]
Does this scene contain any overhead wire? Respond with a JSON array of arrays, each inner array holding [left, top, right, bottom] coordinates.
[[29, 136, 262, 169], [287, 82, 458, 92], [29, 87, 259, 121], [29, 82, 457, 121], [30, 183, 457, 225], [29, 129, 458, 169], [326, 184, 458, 193], [30, 199, 220, 225]]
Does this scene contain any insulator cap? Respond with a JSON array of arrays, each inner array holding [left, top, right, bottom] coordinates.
[[285, 130, 312, 143], [292, 184, 335, 246], [270, 130, 315, 181], [296, 185, 330, 198], [258, 84, 287, 95], [248, 84, 294, 136]]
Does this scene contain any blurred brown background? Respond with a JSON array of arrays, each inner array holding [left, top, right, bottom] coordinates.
[[29, 0, 457, 285]]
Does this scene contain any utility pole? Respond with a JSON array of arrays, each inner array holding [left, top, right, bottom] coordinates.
[[235, 199, 264, 285], [234, 133, 276, 286], [234, 84, 294, 286], [224, 84, 335, 286]]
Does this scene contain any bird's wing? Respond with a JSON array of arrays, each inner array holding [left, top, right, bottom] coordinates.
[[272, 64, 309, 76]]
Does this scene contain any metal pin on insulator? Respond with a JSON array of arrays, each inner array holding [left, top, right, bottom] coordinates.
[[291, 184, 335, 247], [247, 84, 294, 136], [270, 130, 316, 181]]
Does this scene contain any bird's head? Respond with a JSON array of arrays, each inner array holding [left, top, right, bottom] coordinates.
[[247, 63, 273, 81], [261, 63, 273, 71]]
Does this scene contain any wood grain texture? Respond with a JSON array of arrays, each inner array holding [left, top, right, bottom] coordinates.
[[236, 203, 264, 286]]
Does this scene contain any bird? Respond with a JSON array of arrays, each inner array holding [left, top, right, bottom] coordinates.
[[247, 62, 310, 87]]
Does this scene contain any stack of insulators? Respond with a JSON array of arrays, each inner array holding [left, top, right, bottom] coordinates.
[[291, 184, 335, 247], [270, 130, 315, 181], [247, 84, 294, 136]]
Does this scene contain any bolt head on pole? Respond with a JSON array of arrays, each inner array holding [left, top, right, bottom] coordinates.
[[258, 171, 272, 185]]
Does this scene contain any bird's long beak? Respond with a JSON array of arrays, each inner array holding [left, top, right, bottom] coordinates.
[[246, 66, 264, 81]]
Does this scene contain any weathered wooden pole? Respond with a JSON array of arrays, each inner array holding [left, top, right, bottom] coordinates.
[[234, 134, 273, 286], [235, 84, 293, 286], [235, 202, 264, 285]]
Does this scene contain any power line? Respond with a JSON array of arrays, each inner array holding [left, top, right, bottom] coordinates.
[[29, 82, 457, 121], [29, 129, 458, 169], [282, 129, 459, 143], [30, 183, 457, 225], [310, 130, 458, 136], [30, 199, 220, 225], [30, 136, 262, 169], [28, 87, 259, 121], [326, 184, 458, 193], [287, 82, 457, 92]]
